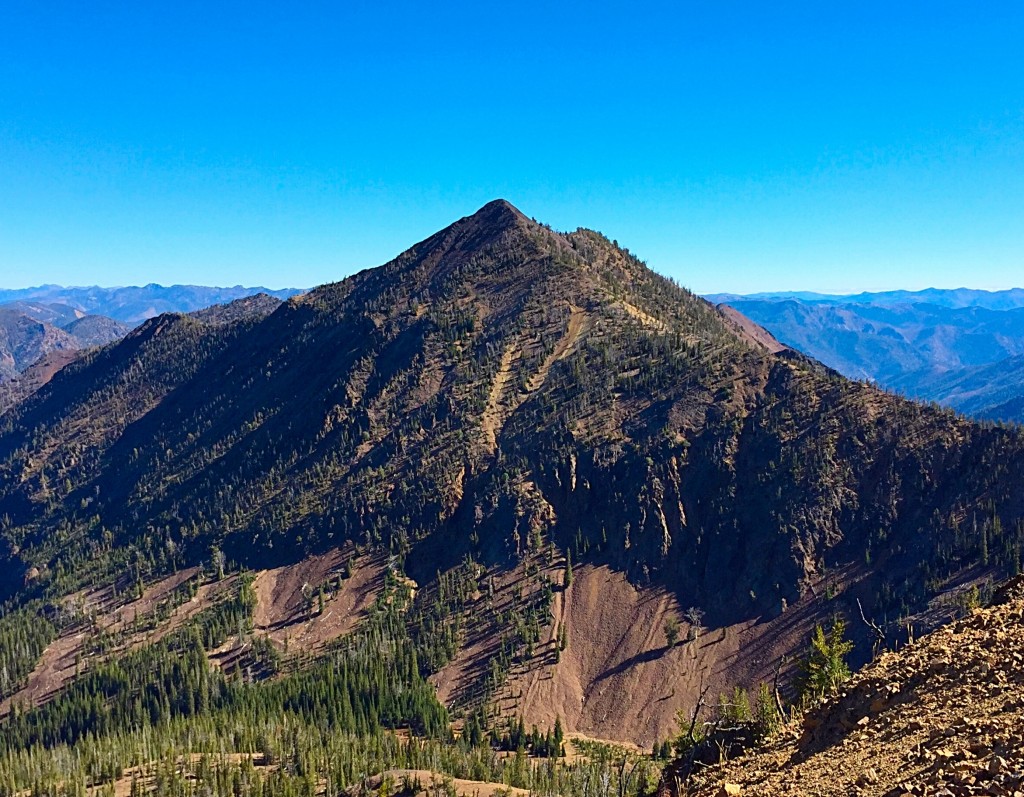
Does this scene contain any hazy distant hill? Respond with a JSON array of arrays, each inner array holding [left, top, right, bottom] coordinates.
[[708, 291, 1024, 423], [0, 284, 303, 324], [0, 296, 279, 415], [0, 301, 88, 327], [706, 287, 1024, 311], [0, 303, 129, 381], [890, 356, 1024, 425], [0, 308, 78, 380]]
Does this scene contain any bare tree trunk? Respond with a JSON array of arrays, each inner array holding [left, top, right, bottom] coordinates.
[[856, 597, 885, 657], [772, 655, 786, 720]]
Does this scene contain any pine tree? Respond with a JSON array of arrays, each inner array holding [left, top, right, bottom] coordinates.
[[663, 616, 680, 648], [754, 682, 781, 740], [799, 617, 854, 701]]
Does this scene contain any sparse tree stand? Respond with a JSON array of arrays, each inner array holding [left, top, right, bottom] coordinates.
[[211, 547, 226, 581]]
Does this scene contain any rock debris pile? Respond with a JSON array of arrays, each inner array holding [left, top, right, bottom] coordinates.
[[681, 578, 1024, 796]]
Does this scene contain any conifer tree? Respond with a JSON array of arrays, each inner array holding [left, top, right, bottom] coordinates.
[[799, 617, 854, 701]]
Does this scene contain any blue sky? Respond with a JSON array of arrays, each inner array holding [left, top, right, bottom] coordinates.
[[1, 2, 1022, 294]]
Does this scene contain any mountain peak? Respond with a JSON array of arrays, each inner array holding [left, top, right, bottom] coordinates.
[[451, 199, 532, 237], [473, 198, 527, 220], [319, 198, 544, 301], [6, 201, 1024, 767]]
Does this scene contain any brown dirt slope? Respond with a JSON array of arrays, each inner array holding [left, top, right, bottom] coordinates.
[[0, 348, 82, 414], [498, 564, 821, 749], [433, 561, 826, 749], [355, 770, 531, 797], [715, 304, 788, 355], [0, 567, 220, 715], [680, 578, 1024, 797], [252, 549, 385, 653], [3, 550, 383, 716]]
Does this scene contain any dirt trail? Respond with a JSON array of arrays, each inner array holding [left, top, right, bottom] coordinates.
[[481, 306, 589, 453], [524, 305, 587, 393], [619, 301, 668, 332], [362, 770, 531, 797], [102, 761, 526, 797], [481, 343, 518, 452]]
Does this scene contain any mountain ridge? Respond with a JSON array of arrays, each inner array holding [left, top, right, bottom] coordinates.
[[710, 295, 1024, 422], [0, 283, 303, 324], [2, 201, 1024, 748], [705, 287, 1024, 311], [0, 304, 130, 382]]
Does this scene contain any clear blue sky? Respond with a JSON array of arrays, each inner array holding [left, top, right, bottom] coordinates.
[[1, 2, 1022, 294]]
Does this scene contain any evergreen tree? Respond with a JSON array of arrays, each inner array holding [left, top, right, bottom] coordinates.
[[798, 617, 854, 701]]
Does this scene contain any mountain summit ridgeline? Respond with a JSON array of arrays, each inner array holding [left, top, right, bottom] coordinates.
[[2, 201, 1024, 746]]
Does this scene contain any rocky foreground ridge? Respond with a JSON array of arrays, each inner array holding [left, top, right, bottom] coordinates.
[[678, 578, 1024, 797]]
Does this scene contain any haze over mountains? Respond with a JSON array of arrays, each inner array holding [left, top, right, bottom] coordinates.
[[0, 294, 289, 415], [0, 284, 303, 390], [707, 289, 1024, 424], [0, 283, 303, 325], [0, 302, 129, 381], [706, 288, 1024, 311]]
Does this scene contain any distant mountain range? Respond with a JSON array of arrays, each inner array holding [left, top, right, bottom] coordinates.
[[0, 294, 286, 414], [0, 285, 298, 387], [0, 284, 303, 325], [705, 289, 1024, 423], [705, 287, 1024, 311]]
